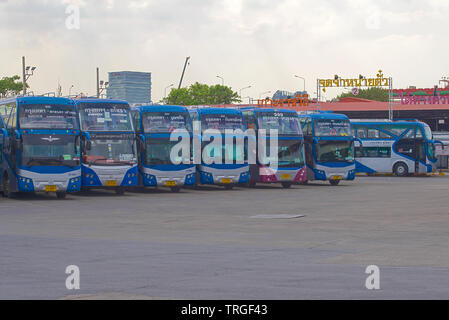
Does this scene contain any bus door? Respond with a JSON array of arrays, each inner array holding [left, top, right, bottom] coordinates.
[[414, 126, 426, 172]]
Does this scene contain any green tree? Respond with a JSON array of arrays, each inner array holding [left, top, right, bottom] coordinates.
[[0, 75, 27, 98], [336, 87, 389, 102], [164, 82, 241, 105]]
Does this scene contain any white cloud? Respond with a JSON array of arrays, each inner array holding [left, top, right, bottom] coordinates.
[[0, 0, 448, 101]]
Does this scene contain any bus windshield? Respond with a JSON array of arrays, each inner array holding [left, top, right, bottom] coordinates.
[[21, 135, 80, 167], [145, 139, 191, 165], [200, 114, 245, 132], [142, 112, 191, 133], [19, 104, 78, 129], [314, 119, 351, 137], [277, 140, 305, 167], [78, 103, 133, 131], [256, 112, 302, 135], [83, 134, 137, 166], [316, 140, 354, 162]]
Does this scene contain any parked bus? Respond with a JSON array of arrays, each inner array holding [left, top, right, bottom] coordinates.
[[189, 107, 250, 189], [74, 99, 138, 194], [298, 112, 357, 185], [351, 120, 444, 176], [0, 96, 81, 198], [241, 107, 306, 188], [131, 105, 196, 192]]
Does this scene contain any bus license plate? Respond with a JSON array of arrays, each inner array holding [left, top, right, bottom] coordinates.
[[45, 185, 57, 192], [221, 178, 231, 184], [332, 175, 341, 180], [165, 181, 176, 187], [106, 180, 117, 186], [281, 174, 291, 180]]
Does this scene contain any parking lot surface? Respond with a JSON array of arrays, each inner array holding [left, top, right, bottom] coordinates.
[[1, 176, 449, 299]]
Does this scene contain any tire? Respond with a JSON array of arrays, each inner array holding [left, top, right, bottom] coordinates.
[[281, 182, 292, 189], [56, 192, 66, 199], [329, 179, 340, 186], [115, 188, 125, 195], [393, 162, 409, 177], [2, 174, 15, 198], [170, 186, 181, 193]]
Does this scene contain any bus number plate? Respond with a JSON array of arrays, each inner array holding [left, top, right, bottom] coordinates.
[[281, 174, 291, 180], [332, 175, 341, 180], [45, 185, 57, 192], [165, 181, 176, 187], [221, 178, 232, 184], [106, 180, 117, 186]]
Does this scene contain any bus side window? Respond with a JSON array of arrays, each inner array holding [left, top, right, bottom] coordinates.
[[7, 103, 17, 130], [357, 128, 367, 138]]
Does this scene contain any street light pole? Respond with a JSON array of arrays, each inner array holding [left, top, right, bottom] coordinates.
[[294, 75, 306, 92], [22, 56, 36, 96], [239, 85, 251, 98], [164, 83, 174, 99], [216, 75, 224, 86], [259, 91, 271, 99]]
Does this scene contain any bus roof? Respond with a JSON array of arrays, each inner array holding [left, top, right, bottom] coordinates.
[[72, 98, 129, 105], [0, 96, 74, 106], [133, 105, 188, 113], [195, 108, 243, 115], [351, 120, 426, 126], [298, 112, 349, 120]]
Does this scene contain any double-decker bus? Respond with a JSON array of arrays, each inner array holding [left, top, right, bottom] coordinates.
[[351, 120, 444, 176], [131, 105, 196, 192], [189, 107, 250, 189], [74, 99, 138, 194], [298, 112, 357, 185], [0, 96, 81, 198], [241, 107, 306, 188]]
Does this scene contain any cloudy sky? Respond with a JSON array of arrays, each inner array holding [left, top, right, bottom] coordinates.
[[1, 0, 449, 101]]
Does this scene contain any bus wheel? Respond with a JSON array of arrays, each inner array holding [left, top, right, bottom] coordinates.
[[393, 162, 409, 177], [115, 188, 125, 195], [56, 192, 66, 199], [2, 174, 15, 198], [170, 186, 181, 193], [281, 182, 292, 188], [329, 179, 340, 186], [224, 185, 234, 190]]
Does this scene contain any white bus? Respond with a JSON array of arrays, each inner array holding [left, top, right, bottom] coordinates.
[[351, 120, 444, 176]]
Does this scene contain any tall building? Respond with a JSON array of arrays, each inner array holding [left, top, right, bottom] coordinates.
[[106, 71, 152, 104]]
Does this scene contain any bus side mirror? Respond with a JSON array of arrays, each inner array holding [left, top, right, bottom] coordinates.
[[313, 137, 319, 144], [434, 140, 444, 150], [354, 137, 363, 145]]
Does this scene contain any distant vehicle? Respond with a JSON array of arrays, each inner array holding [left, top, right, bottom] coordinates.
[[74, 99, 138, 194], [351, 120, 444, 176], [0, 96, 81, 198], [241, 107, 306, 188], [189, 107, 250, 189], [298, 112, 358, 185], [131, 105, 196, 192]]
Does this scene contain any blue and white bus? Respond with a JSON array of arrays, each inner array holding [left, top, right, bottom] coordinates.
[[242, 107, 307, 188], [351, 120, 444, 176], [298, 112, 357, 185], [74, 99, 138, 194], [0, 96, 81, 198], [131, 105, 196, 192], [189, 108, 250, 189]]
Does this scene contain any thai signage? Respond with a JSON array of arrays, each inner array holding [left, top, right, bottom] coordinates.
[[399, 92, 449, 105], [256, 94, 310, 108], [319, 70, 390, 88]]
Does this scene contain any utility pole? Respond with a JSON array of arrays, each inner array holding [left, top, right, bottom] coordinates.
[[96, 67, 100, 98], [178, 57, 190, 89], [22, 56, 26, 95]]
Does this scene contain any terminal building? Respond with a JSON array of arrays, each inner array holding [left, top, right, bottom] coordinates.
[[106, 71, 152, 104]]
